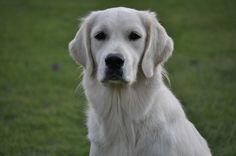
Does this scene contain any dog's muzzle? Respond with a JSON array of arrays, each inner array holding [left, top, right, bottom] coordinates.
[[102, 54, 126, 83]]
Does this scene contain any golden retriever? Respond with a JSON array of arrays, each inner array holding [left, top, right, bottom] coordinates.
[[69, 7, 212, 156]]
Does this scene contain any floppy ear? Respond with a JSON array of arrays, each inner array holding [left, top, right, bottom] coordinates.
[[141, 12, 174, 78], [68, 15, 94, 75]]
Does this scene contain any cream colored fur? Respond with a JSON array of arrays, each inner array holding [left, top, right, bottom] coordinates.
[[69, 7, 212, 156]]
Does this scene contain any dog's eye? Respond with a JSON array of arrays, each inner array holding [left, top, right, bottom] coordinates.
[[94, 32, 107, 40], [128, 32, 141, 41]]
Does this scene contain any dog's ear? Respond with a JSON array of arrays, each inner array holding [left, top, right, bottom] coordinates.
[[140, 11, 174, 78], [68, 14, 95, 75]]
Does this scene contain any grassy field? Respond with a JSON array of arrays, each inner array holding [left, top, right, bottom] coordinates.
[[0, 0, 235, 155]]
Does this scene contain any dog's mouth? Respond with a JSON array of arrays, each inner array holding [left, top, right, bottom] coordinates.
[[102, 77, 128, 84], [101, 68, 128, 85]]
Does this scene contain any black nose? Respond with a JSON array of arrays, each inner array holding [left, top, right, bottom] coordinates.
[[105, 54, 124, 69]]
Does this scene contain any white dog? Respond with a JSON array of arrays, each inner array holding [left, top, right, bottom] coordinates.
[[69, 7, 212, 156]]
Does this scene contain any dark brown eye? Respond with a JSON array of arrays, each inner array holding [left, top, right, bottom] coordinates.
[[94, 31, 107, 40], [128, 32, 141, 41]]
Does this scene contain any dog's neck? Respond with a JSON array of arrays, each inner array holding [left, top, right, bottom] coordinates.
[[83, 67, 166, 145], [84, 68, 165, 116]]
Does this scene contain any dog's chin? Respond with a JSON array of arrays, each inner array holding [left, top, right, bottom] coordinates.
[[101, 76, 130, 87]]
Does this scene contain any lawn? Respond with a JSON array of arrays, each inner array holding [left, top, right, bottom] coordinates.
[[0, 0, 235, 155]]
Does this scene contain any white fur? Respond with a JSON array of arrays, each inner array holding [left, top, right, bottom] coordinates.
[[69, 7, 212, 156]]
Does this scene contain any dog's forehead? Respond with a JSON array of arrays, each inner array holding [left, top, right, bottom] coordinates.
[[92, 8, 142, 28]]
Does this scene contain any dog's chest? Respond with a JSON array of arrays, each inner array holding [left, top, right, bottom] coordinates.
[[102, 140, 136, 156], [102, 108, 138, 144], [88, 105, 144, 156], [97, 120, 140, 156]]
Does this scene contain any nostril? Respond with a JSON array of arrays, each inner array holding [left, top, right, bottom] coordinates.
[[105, 54, 124, 69]]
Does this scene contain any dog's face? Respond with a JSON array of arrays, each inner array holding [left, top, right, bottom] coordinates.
[[69, 7, 173, 86], [91, 9, 147, 84]]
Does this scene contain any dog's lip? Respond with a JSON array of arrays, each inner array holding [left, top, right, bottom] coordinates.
[[101, 76, 128, 84], [102, 68, 128, 84]]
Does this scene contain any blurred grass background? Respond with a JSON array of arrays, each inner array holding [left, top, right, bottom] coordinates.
[[0, 0, 235, 155]]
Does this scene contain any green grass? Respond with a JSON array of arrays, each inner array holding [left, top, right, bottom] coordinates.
[[0, 0, 235, 155]]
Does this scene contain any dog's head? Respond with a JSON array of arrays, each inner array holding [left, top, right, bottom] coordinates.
[[69, 7, 173, 85]]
